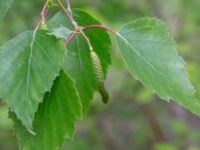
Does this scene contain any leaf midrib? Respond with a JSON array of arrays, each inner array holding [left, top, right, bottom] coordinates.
[[25, 31, 36, 127]]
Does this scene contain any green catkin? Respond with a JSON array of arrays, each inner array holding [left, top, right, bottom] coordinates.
[[90, 50, 109, 104]]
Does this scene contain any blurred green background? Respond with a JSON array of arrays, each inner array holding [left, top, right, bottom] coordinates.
[[1, 0, 200, 150]]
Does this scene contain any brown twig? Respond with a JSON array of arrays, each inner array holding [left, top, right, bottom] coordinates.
[[57, 0, 118, 49], [64, 32, 78, 46], [64, 24, 119, 46], [56, 0, 78, 29], [56, 0, 119, 46], [34, 1, 49, 32], [83, 25, 118, 34], [66, 0, 72, 13], [56, 0, 94, 49]]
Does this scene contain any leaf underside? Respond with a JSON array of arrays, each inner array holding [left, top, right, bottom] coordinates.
[[117, 17, 200, 115], [0, 0, 14, 19], [48, 9, 112, 113], [48, 26, 73, 41], [11, 70, 82, 150], [0, 30, 66, 132]]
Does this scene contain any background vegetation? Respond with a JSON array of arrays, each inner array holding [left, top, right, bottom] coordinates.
[[0, 0, 200, 149]]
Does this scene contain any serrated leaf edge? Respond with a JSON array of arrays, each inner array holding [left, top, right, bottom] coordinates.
[[117, 17, 200, 114]]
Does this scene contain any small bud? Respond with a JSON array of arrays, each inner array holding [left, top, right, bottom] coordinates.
[[48, 0, 57, 7], [40, 22, 48, 30]]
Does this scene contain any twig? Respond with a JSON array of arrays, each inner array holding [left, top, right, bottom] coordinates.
[[64, 24, 118, 47], [64, 24, 119, 46], [56, 0, 78, 29], [34, 1, 49, 32], [65, 32, 78, 46], [79, 30, 94, 51], [56, 0, 94, 49], [66, 0, 72, 14], [83, 25, 118, 34], [57, 0, 118, 50]]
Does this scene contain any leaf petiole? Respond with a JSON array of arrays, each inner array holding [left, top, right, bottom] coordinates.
[[34, 0, 49, 32], [83, 25, 118, 35]]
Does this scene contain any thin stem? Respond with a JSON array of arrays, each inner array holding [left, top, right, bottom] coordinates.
[[34, 1, 49, 32], [83, 25, 118, 35], [56, 0, 93, 49], [80, 30, 94, 51], [66, 0, 72, 14], [57, 0, 101, 51], [64, 24, 119, 46], [64, 30, 94, 50], [65, 32, 78, 46], [56, 0, 78, 29], [64, 30, 93, 51], [44, 6, 49, 18]]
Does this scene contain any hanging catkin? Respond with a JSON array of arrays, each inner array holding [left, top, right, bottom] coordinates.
[[90, 50, 109, 104]]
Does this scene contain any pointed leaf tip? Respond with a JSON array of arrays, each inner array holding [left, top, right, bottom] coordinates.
[[117, 17, 200, 116], [0, 30, 66, 132]]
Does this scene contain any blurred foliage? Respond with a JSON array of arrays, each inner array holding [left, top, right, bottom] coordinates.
[[1, 0, 200, 150]]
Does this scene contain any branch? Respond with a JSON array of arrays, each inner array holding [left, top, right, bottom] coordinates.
[[34, 1, 49, 32], [80, 30, 94, 51], [56, 0, 93, 48], [66, 0, 72, 13], [56, 0, 78, 29], [64, 32, 78, 46], [83, 25, 118, 35]]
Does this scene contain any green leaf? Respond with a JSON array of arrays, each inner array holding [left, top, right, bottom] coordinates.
[[48, 26, 74, 41], [117, 17, 200, 115], [0, 30, 66, 132], [48, 10, 111, 112], [0, 0, 13, 19], [63, 35, 96, 113], [48, 9, 111, 75], [11, 70, 82, 150]]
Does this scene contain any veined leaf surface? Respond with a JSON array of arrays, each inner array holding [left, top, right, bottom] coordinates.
[[12, 70, 82, 150], [117, 17, 200, 115], [0, 0, 13, 19], [0, 30, 66, 132]]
